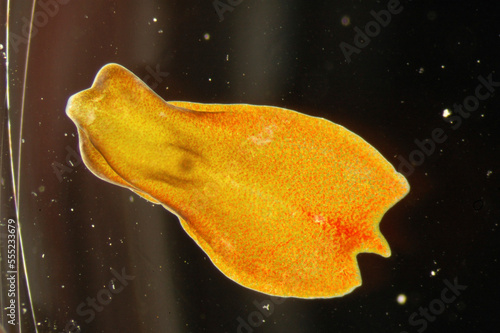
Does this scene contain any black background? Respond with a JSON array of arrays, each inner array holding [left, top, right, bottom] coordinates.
[[2, 0, 500, 332]]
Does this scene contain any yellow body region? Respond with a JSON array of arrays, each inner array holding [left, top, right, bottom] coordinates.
[[66, 63, 409, 298]]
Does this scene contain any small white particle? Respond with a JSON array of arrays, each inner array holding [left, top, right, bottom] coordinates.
[[442, 109, 452, 118]]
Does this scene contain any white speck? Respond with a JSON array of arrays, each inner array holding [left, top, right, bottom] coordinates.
[[397, 294, 407, 305], [153, 17, 157, 22], [486, 170, 493, 177], [248, 125, 276, 145], [313, 214, 326, 225], [442, 109, 452, 118], [441, 65, 445, 69], [82, 104, 97, 124], [158, 29, 163, 34], [418, 67, 424, 74], [430, 270, 436, 276], [42, 254, 45, 258]]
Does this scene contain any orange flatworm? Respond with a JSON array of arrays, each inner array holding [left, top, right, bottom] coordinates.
[[66, 64, 409, 298]]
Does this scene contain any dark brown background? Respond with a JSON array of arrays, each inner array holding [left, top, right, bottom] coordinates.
[[1, 0, 499, 332]]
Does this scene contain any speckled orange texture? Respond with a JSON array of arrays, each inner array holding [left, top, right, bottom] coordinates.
[[66, 63, 410, 298]]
